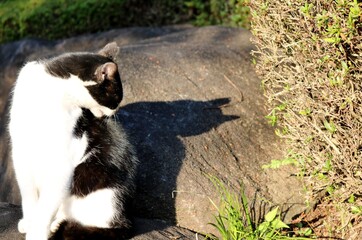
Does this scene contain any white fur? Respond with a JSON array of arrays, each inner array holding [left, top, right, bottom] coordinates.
[[68, 189, 116, 227], [51, 188, 116, 232], [9, 61, 116, 240]]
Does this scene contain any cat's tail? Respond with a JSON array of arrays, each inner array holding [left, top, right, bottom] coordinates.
[[50, 221, 133, 240]]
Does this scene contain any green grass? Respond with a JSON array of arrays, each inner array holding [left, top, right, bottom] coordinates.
[[206, 176, 313, 240]]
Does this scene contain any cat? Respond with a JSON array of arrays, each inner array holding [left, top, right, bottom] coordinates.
[[8, 42, 138, 240]]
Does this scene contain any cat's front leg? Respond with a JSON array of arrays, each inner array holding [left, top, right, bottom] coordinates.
[[18, 193, 38, 234], [26, 164, 73, 240], [17, 219, 29, 234], [12, 156, 38, 234], [26, 193, 68, 240]]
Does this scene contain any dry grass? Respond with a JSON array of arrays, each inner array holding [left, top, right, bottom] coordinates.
[[250, 0, 362, 238]]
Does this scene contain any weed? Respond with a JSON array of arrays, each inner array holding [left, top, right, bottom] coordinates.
[[262, 158, 297, 170], [265, 103, 287, 126], [251, 0, 362, 237], [206, 176, 313, 239]]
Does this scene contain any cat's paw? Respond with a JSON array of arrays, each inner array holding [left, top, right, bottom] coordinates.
[[50, 218, 64, 233], [18, 218, 29, 234]]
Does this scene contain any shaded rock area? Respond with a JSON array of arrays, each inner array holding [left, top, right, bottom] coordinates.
[[0, 203, 198, 240], [0, 203, 22, 240], [0, 26, 304, 238]]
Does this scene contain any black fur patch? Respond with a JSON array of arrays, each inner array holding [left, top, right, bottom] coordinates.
[[72, 109, 134, 196], [45, 53, 123, 110], [45, 53, 110, 81], [85, 77, 123, 110], [70, 109, 137, 227], [50, 221, 133, 240], [71, 109, 137, 228]]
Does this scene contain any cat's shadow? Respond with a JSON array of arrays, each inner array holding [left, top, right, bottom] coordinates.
[[117, 98, 238, 235]]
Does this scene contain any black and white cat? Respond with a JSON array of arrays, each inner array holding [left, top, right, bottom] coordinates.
[[9, 43, 138, 240]]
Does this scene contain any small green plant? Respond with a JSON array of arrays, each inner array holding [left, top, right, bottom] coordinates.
[[257, 207, 290, 239], [265, 103, 287, 126], [348, 194, 362, 216], [262, 158, 297, 169], [300, 2, 314, 17], [323, 120, 337, 134], [206, 176, 313, 239]]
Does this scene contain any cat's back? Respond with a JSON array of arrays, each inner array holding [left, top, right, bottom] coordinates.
[[11, 61, 64, 116], [9, 60, 82, 146], [13, 61, 54, 95]]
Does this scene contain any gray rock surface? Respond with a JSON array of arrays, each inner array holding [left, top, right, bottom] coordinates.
[[0, 26, 304, 237], [0, 203, 22, 240], [0, 203, 198, 240]]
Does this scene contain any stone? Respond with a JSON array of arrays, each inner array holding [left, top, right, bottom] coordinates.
[[0, 203, 198, 240], [0, 26, 304, 237], [0, 203, 22, 240]]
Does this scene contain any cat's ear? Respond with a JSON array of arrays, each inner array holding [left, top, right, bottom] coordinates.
[[95, 62, 119, 83], [98, 42, 119, 61], [101, 62, 118, 81]]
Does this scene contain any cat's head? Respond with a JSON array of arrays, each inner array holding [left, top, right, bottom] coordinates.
[[45, 42, 123, 117]]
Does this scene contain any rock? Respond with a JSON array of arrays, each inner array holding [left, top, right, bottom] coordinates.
[[0, 203, 22, 240], [0, 203, 199, 240], [132, 218, 200, 240], [0, 26, 304, 237]]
